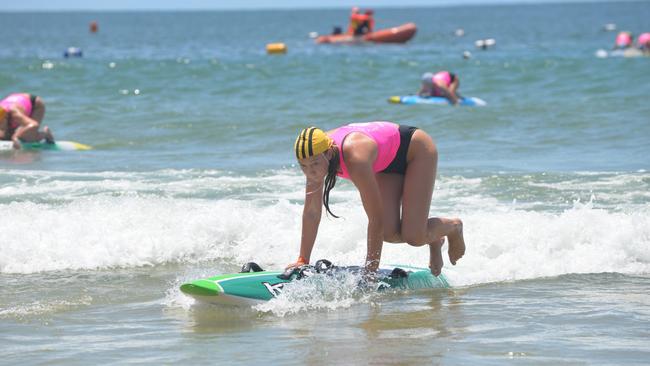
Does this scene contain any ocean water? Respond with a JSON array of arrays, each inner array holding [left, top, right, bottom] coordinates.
[[1, 2, 650, 365]]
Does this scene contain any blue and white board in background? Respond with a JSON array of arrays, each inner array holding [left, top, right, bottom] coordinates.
[[595, 48, 646, 58], [389, 95, 487, 107], [0, 140, 92, 151]]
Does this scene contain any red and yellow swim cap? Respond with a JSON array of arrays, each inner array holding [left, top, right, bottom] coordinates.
[[294, 127, 333, 160]]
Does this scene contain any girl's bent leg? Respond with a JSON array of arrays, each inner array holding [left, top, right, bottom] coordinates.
[[17, 124, 45, 142], [401, 130, 440, 274], [426, 217, 465, 266], [401, 130, 436, 244], [376, 173, 404, 243], [31, 97, 45, 123], [43, 126, 54, 142], [401, 130, 465, 273], [429, 237, 444, 276]]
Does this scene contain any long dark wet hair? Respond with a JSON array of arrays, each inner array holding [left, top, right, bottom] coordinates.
[[323, 147, 341, 218]]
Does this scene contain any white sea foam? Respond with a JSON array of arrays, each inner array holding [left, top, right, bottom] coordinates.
[[253, 270, 376, 316], [0, 295, 92, 319], [1, 170, 648, 288]]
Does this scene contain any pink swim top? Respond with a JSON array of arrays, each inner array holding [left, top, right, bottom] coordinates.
[[638, 33, 650, 47], [0, 93, 33, 117], [433, 71, 452, 87], [330, 121, 400, 179], [615, 32, 632, 47]]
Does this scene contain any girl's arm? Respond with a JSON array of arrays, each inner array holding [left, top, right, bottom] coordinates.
[[0, 119, 7, 140], [345, 136, 384, 273], [437, 85, 459, 105], [287, 178, 324, 268], [418, 83, 432, 97]]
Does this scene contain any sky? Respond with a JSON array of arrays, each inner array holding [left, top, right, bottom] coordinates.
[[0, 0, 612, 11]]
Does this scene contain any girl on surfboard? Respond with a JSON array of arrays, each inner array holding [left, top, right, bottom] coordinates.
[[288, 122, 466, 276], [0, 93, 54, 149], [418, 71, 460, 105]]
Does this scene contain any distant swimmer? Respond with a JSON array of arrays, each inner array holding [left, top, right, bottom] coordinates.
[[614, 31, 633, 49], [288, 122, 466, 276], [418, 71, 461, 105], [638, 32, 650, 53], [0, 93, 54, 149]]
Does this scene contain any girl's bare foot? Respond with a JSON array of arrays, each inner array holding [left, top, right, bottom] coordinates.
[[43, 126, 54, 143], [447, 219, 466, 265], [429, 238, 444, 276]]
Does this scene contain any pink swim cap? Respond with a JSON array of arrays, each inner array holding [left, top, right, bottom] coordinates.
[[615, 32, 632, 47], [638, 33, 650, 47]]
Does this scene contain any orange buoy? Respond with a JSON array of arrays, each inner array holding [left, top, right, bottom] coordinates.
[[266, 43, 287, 54], [90, 21, 98, 33]]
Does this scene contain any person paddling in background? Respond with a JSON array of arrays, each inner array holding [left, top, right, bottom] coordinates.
[[288, 122, 466, 276], [418, 71, 460, 105], [613, 31, 633, 50], [637, 32, 650, 54], [0, 93, 54, 149]]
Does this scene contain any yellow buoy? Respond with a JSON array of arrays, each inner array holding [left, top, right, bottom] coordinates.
[[266, 43, 287, 55]]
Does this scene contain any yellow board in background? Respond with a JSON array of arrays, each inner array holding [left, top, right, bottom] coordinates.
[[69, 141, 93, 150], [266, 43, 287, 55]]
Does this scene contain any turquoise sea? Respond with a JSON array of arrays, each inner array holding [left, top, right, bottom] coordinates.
[[1, 2, 649, 365]]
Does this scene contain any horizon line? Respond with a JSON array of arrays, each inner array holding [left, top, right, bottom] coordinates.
[[0, 0, 636, 12]]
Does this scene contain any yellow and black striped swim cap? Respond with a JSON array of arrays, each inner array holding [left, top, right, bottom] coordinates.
[[294, 127, 333, 160]]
